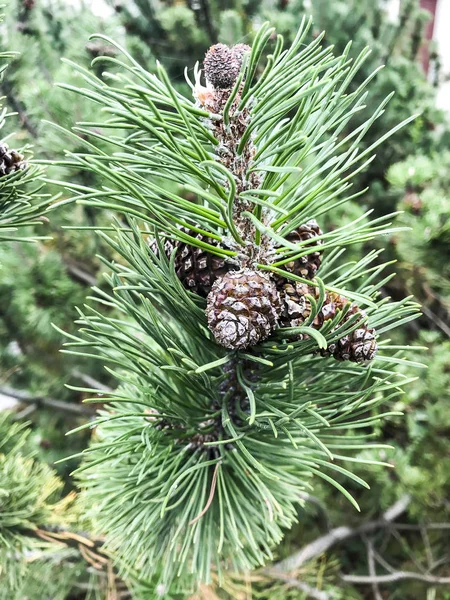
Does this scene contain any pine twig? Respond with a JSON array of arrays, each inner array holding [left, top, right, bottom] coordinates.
[[189, 462, 221, 525], [264, 573, 330, 600], [32, 526, 103, 551], [271, 495, 410, 572], [341, 572, 450, 585], [199, 0, 217, 44], [394, 523, 450, 531], [365, 537, 383, 600], [2, 79, 39, 139], [65, 261, 97, 287], [420, 304, 450, 339], [0, 385, 94, 416]]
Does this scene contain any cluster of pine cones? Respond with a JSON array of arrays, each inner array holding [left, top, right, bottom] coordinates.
[[153, 221, 377, 363], [151, 44, 377, 363]]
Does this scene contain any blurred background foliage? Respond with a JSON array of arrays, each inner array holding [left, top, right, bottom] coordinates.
[[0, 0, 449, 598]]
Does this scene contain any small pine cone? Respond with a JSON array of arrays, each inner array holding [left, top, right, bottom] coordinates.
[[279, 283, 378, 362], [278, 282, 331, 329], [204, 43, 250, 90], [150, 231, 233, 297], [325, 327, 378, 363], [85, 41, 117, 58], [0, 143, 26, 176], [278, 282, 314, 329], [206, 269, 281, 350], [231, 43, 252, 65], [275, 220, 323, 283], [319, 293, 378, 362]]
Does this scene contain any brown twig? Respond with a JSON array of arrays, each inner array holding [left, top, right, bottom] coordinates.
[[341, 572, 450, 585], [189, 462, 221, 525], [199, 0, 217, 44], [65, 261, 97, 287], [71, 369, 113, 393], [420, 304, 450, 338], [271, 495, 411, 573], [365, 537, 382, 600], [372, 548, 397, 575], [34, 526, 111, 570], [0, 385, 94, 416], [31, 527, 129, 596], [2, 80, 39, 139], [393, 523, 450, 530]]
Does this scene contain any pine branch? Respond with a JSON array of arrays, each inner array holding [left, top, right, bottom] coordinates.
[[64, 260, 97, 286], [420, 304, 450, 339], [30, 526, 108, 562], [47, 19, 422, 591], [71, 369, 113, 392], [0, 45, 51, 241], [365, 538, 383, 600]]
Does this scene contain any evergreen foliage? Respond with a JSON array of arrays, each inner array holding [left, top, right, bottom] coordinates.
[[48, 20, 422, 592], [266, 0, 446, 206], [387, 152, 450, 321], [0, 247, 85, 394], [108, 0, 260, 76], [0, 412, 131, 599], [0, 0, 118, 402], [0, 42, 46, 241], [0, 411, 64, 593], [1, 1, 449, 599]]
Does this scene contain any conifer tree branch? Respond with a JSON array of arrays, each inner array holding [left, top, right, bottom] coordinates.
[[46, 20, 421, 591]]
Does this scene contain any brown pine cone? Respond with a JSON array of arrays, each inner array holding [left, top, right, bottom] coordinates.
[[150, 231, 234, 297], [278, 282, 331, 329], [278, 282, 315, 329], [206, 269, 281, 350], [203, 43, 250, 90], [278, 282, 378, 362], [275, 220, 323, 283], [0, 143, 26, 177], [324, 327, 378, 362]]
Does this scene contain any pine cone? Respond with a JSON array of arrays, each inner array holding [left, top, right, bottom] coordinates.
[[204, 43, 250, 90], [231, 43, 252, 65], [279, 282, 378, 362], [278, 281, 318, 330], [150, 231, 234, 297], [275, 220, 323, 282], [0, 143, 26, 176], [324, 327, 378, 362], [206, 269, 281, 350]]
